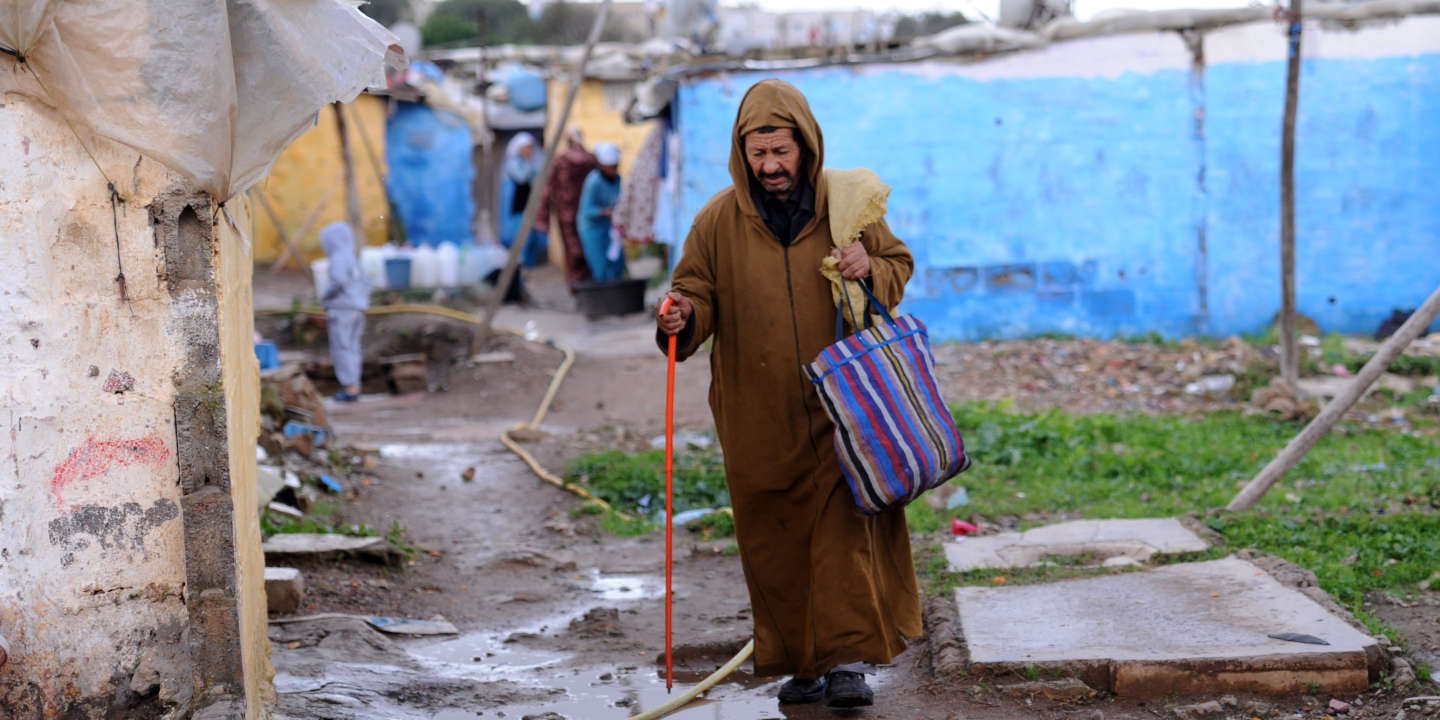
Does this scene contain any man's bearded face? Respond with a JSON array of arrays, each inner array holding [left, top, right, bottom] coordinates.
[[745, 129, 802, 197]]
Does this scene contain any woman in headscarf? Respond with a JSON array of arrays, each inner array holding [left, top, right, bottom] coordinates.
[[577, 141, 626, 282], [499, 132, 548, 266]]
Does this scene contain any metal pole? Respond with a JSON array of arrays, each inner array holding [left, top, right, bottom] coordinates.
[[333, 101, 365, 251]]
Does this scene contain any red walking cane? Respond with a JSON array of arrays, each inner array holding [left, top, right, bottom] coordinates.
[[658, 296, 677, 693]]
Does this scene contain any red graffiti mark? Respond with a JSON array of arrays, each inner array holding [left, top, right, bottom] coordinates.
[[51, 436, 170, 509]]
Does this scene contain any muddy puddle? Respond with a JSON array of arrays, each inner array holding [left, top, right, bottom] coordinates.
[[277, 617, 785, 720]]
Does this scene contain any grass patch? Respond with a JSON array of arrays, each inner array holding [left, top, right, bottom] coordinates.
[[906, 502, 942, 535], [260, 513, 380, 539], [687, 509, 736, 539], [600, 509, 656, 536], [931, 401, 1440, 633], [566, 448, 728, 522]]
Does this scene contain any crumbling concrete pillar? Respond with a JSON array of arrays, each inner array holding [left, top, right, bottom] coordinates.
[[0, 88, 272, 719], [151, 191, 275, 719]]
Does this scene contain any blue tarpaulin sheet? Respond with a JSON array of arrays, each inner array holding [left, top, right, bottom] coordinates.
[[386, 102, 475, 247]]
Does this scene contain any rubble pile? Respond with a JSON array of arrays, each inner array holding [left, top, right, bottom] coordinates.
[[932, 336, 1264, 415], [932, 334, 1440, 427]]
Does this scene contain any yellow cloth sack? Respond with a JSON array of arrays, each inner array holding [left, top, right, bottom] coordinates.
[[820, 167, 892, 330]]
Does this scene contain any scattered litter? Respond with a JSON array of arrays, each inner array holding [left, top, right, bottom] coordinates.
[[317, 475, 343, 493], [363, 616, 460, 636], [256, 444, 270, 462], [470, 351, 516, 364], [284, 471, 302, 489], [947, 486, 970, 508], [261, 533, 400, 562], [461, 466, 476, 482], [1350, 462, 1388, 473], [283, 420, 330, 448], [650, 431, 714, 450], [951, 519, 978, 536], [1267, 632, 1329, 645], [267, 502, 304, 519], [670, 508, 715, 526], [255, 339, 280, 370], [269, 613, 459, 636], [257, 465, 285, 507], [1184, 374, 1235, 396], [1328, 698, 1351, 713], [1330, 363, 1352, 377], [1300, 335, 1321, 347]]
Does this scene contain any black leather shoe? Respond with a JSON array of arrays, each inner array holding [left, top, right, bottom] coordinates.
[[777, 675, 827, 704], [824, 670, 874, 708]]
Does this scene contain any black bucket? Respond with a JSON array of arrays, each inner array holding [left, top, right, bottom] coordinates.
[[573, 278, 647, 317]]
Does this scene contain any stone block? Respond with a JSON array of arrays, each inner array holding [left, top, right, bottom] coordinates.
[[946, 517, 1209, 572], [265, 567, 304, 615], [954, 557, 1376, 697]]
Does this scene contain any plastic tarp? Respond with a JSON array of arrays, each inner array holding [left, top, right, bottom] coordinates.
[[385, 103, 475, 248], [0, 0, 401, 201]]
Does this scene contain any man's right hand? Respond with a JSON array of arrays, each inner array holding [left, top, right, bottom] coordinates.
[[657, 291, 692, 336]]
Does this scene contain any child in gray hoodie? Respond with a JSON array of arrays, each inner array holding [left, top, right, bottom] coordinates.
[[319, 222, 370, 402]]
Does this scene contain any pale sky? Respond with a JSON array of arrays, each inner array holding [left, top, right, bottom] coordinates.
[[731, 0, 1260, 23]]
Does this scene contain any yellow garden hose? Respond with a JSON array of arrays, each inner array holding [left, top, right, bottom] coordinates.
[[263, 302, 756, 718], [626, 640, 756, 720]]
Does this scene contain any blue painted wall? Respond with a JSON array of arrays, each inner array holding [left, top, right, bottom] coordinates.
[[386, 102, 476, 247], [672, 47, 1440, 341]]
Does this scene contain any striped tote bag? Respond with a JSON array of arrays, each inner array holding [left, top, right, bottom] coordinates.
[[805, 281, 971, 515]]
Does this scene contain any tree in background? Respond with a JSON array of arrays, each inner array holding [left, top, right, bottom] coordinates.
[[533, 1, 648, 44], [359, 0, 411, 27], [892, 11, 970, 42], [422, 0, 536, 47]]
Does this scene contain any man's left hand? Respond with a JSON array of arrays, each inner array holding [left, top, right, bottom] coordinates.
[[830, 244, 870, 280]]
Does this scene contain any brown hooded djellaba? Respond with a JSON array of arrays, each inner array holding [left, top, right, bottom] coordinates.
[[661, 79, 921, 679]]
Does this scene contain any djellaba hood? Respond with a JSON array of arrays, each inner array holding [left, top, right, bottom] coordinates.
[[728, 79, 828, 221]]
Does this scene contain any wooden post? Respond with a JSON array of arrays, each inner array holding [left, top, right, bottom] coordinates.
[[340, 102, 405, 245], [1227, 283, 1440, 512], [333, 101, 364, 250], [1278, 0, 1303, 386], [473, 0, 613, 352]]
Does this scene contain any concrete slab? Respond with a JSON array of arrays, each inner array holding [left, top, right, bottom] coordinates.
[[954, 556, 1377, 697], [945, 517, 1209, 572]]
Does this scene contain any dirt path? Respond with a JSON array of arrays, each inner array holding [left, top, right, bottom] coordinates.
[[260, 268, 1435, 720], [267, 307, 1046, 719]]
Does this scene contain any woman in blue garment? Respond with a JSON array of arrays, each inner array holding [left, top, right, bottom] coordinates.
[[578, 142, 626, 282], [499, 132, 548, 266]]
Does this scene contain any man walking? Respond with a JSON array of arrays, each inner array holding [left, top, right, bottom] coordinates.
[[537, 128, 598, 289], [656, 79, 918, 709]]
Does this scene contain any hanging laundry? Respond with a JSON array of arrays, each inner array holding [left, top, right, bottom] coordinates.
[[612, 122, 666, 245]]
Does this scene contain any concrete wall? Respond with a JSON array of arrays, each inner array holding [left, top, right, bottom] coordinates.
[[251, 95, 391, 264], [670, 15, 1440, 340], [0, 88, 271, 717]]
